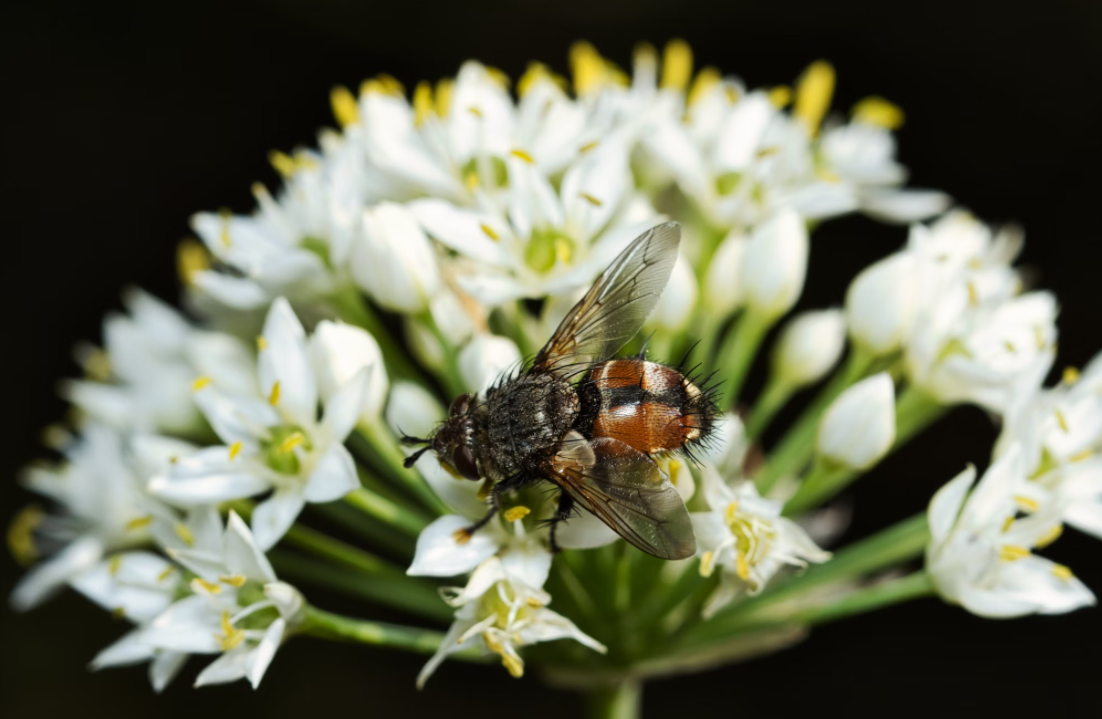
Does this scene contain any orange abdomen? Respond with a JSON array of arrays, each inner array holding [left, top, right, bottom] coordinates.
[[582, 360, 707, 456]]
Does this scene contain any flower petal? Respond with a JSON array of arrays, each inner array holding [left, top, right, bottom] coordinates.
[[225, 511, 278, 582], [250, 489, 307, 551], [258, 297, 318, 428], [407, 515, 499, 577], [194, 646, 250, 687], [304, 444, 360, 504], [247, 619, 285, 688], [9, 535, 103, 611]]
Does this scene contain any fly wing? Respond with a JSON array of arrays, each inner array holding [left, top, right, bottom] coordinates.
[[551, 433, 695, 560], [533, 222, 681, 377]]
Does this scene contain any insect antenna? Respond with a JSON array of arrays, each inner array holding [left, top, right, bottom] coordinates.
[[402, 446, 432, 468]]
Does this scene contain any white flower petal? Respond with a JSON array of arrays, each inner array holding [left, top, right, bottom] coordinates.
[[927, 465, 976, 546], [407, 515, 499, 577], [10, 535, 103, 611], [90, 630, 155, 670], [259, 297, 318, 428], [149, 471, 271, 507], [250, 489, 307, 551], [149, 651, 188, 693], [194, 647, 250, 687], [304, 444, 360, 503], [247, 619, 285, 688]]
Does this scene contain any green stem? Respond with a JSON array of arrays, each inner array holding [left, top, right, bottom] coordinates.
[[894, 384, 947, 447], [328, 283, 428, 386], [420, 311, 467, 398], [345, 486, 430, 537], [783, 459, 850, 516], [307, 500, 416, 559], [271, 551, 452, 622], [786, 570, 935, 626], [353, 422, 450, 515], [757, 347, 873, 494], [686, 513, 929, 641], [745, 378, 794, 439], [587, 680, 642, 719], [301, 605, 477, 656], [715, 309, 772, 407], [281, 523, 404, 578]]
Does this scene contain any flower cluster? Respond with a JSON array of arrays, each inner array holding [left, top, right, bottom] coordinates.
[[10, 40, 1097, 706]]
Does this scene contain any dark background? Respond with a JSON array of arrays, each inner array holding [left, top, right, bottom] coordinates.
[[3, 0, 1101, 716]]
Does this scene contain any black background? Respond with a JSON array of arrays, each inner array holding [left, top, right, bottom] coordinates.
[[2, 0, 1101, 716]]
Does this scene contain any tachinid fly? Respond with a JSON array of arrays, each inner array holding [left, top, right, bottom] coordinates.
[[401, 222, 718, 560]]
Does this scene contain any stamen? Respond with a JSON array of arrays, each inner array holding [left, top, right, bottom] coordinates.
[[1070, 449, 1092, 463], [216, 610, 245, 651], [176, 238, 210, 287], [687, 67, 721, 107], [1052, 564, 1074, 581], [228, 441, 243, 462], [578, 140, 600, 154], [191, 376, 213, 392], [218, 209, 232, 248], [579, 192, 602, 206], [1035, 524, 1063, 549], [256, 335, 268, 351], [1001, 516, 1015, 533], [41, 424, 71, 450], [480, 223, 500, 241], [277, 432, 305, 454], [724, 501, 740, 524], [108, 555, 122, 577], [852, 96, 905, 129], [1063, 367, 1081, 385], [998, 545, 1030, 562], [503, 506, 531, 522], [193, 578, 222, 595], [219, 574, 247, 588], [735, 552, 751, 581], [467, 105, 483, 118], [329, 85, 359, 128], [1034, 326, 1047, 350], [7, 505, 43, 566], [126, 515, 153, 531], [1013, 495, 1040, 513], [570, 41, 604, 95], [157, 566, 176, 583], [111, 607, 127, 620], [1004, 340, 1017, 354], [435, 79, 454, 117], [768, 86, 792, 108], [174, 522, 195, 548], [268, 381, 281, 406], [1054, 408, 1069, 433], [452, 528, 472, 546], [510, 148, 535, 164], [660, 39, 693, 91], [413, 81, 433, 127], [699, 550, 716, 577], [966, 281, 979, 306], [794, 60, 835, 135]]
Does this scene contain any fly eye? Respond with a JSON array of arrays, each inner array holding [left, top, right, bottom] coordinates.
[[449, 393, 472, 418], [452, 445, 480, 480]]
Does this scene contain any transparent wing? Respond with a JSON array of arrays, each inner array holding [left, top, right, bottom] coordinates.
[[534, 222, 681, 376], [550, 434, 695, 560]]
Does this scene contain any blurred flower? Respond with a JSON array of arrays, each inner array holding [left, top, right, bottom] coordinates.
[[772, 308, 846, 389], [741, 209, 809, 321], [817, 373, 897, 470]]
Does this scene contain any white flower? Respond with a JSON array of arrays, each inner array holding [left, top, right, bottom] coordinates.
[[927, 446, 1095, 618], [309, 320, 388, 424], [417, 557, 605, 687], [148, 298, 366, 549], [844, 253, 920, 356], [647, 254, 698, 332], [128, 512, 306, 689], [458, 334, 522, 395], [10, 424, 174, 611], [692, 466, 829, 617], [61, 289, 255, 436], [772, 308, 846, 389], [351, 202, 441, 314], [703, 229, 748, 317], [740, 208, 809, 321], [817, 373, 896, 470]]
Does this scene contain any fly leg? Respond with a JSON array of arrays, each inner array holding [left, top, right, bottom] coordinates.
[[460, 472, 525, 540], [547, 491, 576, 554]]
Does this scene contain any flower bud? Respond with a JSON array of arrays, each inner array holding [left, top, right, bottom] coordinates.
[[741, 208, 809, 320], [817, 372, 896, 470], [649, 255, 698, 332], [845, 253, 919, 356], [308, 321, 388, 422], [351, 202, 440, 314], [772, 308, 846, 389], [703, 229, 747, 316], [386, 381, 445, 440], [458, 334, 522, 394]]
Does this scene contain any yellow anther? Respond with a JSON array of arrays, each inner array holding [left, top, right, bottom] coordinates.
[[735, 552, 751, 581], [768, 85, 792, 108], [192, 577, 222, 595], [157, 566, 176, 583], [501, 653, 524, 679], [1034, 326, 1047, 350], [1063, 367, 1081, 385], [1013, 495, 1040, 513], [435, 78, 454, 117], [82, 347, 112, 382], [8, 505, 43, 566], [852, 96, 905, 129], [464, 171, 480, 192], [579, 192, 602, 206], [503, 506, 531, 523], [1001, 516, 1015, 533], [177, 238, 210, 287], [998, 544, 1030, 562], [794, 60, 835, 135], [699, 550, 716, 578], [452, 528, 473, 546], [1052, 564, 1074, 581], [126, 515, 153, 531], [229, 442, 243, 461], [815, 168, 841, 183], [480, 223, 500, 241], [218, 209, 233, 248], [412, 81, 433, 127], [687, 67, 721, 108], [169, 455, 179, 465], [554, 237, 572, 265], [216, 610, 245, 652], [724, 85, 740, 103], [268, 381, 281, 406], [41, 424, 71, 450], [484, 66, 511, 90], [517, 62, 567, 97], [1070, 449, 1093, 463], [1035, 524, 1063, 549], [724, 501, 740, 524], [256, 335, 268, 351], [191, 376, 213, 392], [660, 39, 693, 91], [1004, 340, 1017, 354], [377, 74, 405, 96], [277, 432, 305, 454], [269, 150, 297, 179], [1054, 408, 1070, 433], [509, 148, 535, 164], [634, 42, 657, 72], [111, 607, 127, 620], [174, 522, 195, 548], [578, 140, 600, 154], [219, 574, 247, 588], [108, 555, 123, 577], [329, 85, 359, 128], [570, 41, 604, 95], [526, 595, 544, 609], [467, 105, 483, 118]]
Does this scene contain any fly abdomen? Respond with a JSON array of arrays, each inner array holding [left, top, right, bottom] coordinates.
[[580, 359, 716, 457]]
